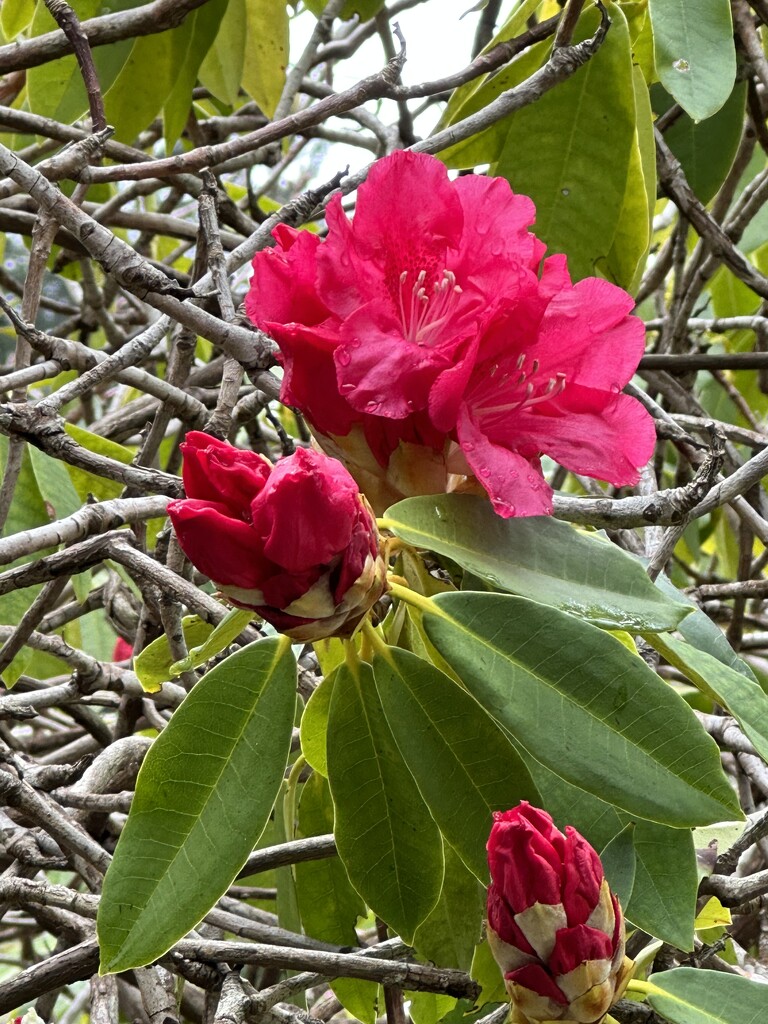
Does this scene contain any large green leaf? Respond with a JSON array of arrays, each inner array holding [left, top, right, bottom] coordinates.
[[526, 759, 698, 949], [648, 0, 736, 121], [412, 843, 484, 973], [98, 637, 296, 973], [372, 644, 539, 880], [296, 774, 377, 1024], [27, 0, 136, 125], [421, 592, 741, 827], [650, 633, 768, 762], [653, 82, 747, 204], [199, 0, 247, 107], [1, 0, 35, 37], [242, 0, 289, 118], [490, 3, 636, 282], [327, 659, 444, 942], [646, 967, 768, 1024], [383, 495, 690, 632]]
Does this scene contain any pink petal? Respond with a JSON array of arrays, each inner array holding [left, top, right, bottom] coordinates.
[[457, 408, 553, 517], [246, 225, 329, 328], [253, 448, 359, 572], [561, 826, 604, 926], [503, 386, 657, 486], [487, 811, 563, 913], [532, 277, 645, 390], [505, 964, 569, 1005], [180, 432, 271, 512], [549, 924, 615, 976], [167, 499, 273, 590], [486, 884, 538, 956]]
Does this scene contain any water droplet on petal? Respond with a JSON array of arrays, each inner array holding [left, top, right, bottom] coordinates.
[[349, 338, 362, 349], [365, 400, 380, 414], [463, 442, 475, 453], [339, 382, 355, 395], [336, 349, 351, 367], [479, 466, 491, 479], [672, 58, 690, 72], [508, 470, 518, 481]]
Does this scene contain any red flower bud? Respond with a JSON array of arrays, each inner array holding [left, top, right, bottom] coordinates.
[[487, 803, 633, 1024], [167, 433, 387, 641]]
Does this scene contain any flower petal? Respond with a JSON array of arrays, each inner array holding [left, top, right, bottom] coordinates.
[[180, 431, 271, 512], [457, 408, 553, 517], [562, 826, 604, 927], [503, 386, 657, 486], [549, 924, 615, 977], [167, 499, 273, 590]]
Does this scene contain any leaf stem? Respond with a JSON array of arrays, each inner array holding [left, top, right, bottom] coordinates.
[[388, 580, 445, 618], [283, 753, 306, 842], [625, 979, 655, 998]]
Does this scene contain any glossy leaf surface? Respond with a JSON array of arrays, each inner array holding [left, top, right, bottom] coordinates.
[[98, 637, 296, 973]]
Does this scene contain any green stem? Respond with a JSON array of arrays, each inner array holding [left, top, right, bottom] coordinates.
[[361, 617, 390, 658], [388, 580, 446, 618], [283, 753, 306, 842], [625, 979, 656, 998]]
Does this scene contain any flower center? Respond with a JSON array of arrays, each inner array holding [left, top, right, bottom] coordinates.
[[475, 354, 567, 420], [397, 268, 463, 346]]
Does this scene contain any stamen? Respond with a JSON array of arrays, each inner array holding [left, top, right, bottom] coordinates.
[[397, 268, 464, 345]]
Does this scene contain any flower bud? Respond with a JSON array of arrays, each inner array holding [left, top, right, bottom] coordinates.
[[167, 433, 388, 642], [486, 803, 633, 1024]]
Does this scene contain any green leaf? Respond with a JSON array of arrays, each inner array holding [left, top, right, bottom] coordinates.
[[525, 759, 698, 949], [652, 82, 747, 204], [162, 0, 230, 146], [28, 446, 82, 521], [300, 671, 334, 777], [27, 0, 135, 125], [64, 424, 135, 502], [169, 608, 255, 676], [371, 644, 539, 880], [491, 3, 637, 281], [599, 824, 636, 911], [646, 967, 768, 1024], [327, 659, 444, 942], [648, 0, 736, 121], [604, 65, 654, 292], [305, 0, 385, 18], [383, 494, 690, 632], [650, 633, 768, 763], [199, 0, 247, 107], [421, 592, 741, 827], [98, 637, 296, 973], [470, 939, 507, 1006], [413, 843, 483, 973], [628, 821, 697, 951], [242, 0, 289, 118], [296, 774, 377, 1024], [2, 0, 35, 37], [133, 615, 215, 693]]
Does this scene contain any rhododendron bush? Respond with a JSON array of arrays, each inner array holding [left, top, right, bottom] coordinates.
[[0, 2, 767, 1023]]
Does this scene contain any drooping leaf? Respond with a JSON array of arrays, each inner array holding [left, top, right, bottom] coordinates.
[[492, 3, 636, 281], [646, 967, 768, 1024], [2, 0, 35, 38], [327, 659, 444, 942], [598, 824, 636, 911], [648, 0, 736, 121], [372, 644, 539, 880], [652, 81, 747, 204], [420, 592, 741, 827], [133, 615, 215, 693], [650, 633, 768, 763], [296, 773, 377, 1024], [199, 0, 247, 108], [300, 670, 335, 776], [98, 637, 297, 973], [242, 0, 289, 118], [383, 494, 691, 632], [412, 843, 484, 973]]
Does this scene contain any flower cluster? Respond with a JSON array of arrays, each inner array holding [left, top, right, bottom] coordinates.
[[167, 433, 387, 642], [486, 803, 633, 1024], [246, 151, 655, 517]]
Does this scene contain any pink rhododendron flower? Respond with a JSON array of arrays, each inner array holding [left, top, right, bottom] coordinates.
[[245, 150, 655, 517], [167, 433, 387, 642], [486, 803, 633, 1024]]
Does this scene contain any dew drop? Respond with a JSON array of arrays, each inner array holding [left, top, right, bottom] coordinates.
[[561, 187, 570, 197], [672, 58, 690, 72], [365, 400, 380, 414], [479, 466, 491, 479], [336, 349, 351, 367], [508, 470, 518, 481], [339, 382, 355, 395], [463, 442, 475, 452], [435, 507, 444, 520], [349, 338, 362, 349]]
